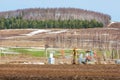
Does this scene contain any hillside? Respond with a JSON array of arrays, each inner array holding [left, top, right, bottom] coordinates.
[[0, 8, 111, 27], [0, 28, 119, 49]]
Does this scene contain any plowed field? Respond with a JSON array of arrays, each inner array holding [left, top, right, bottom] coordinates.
[[0, 64, 120, 80]]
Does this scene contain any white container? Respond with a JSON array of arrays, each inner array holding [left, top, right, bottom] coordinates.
[[78, 54, 83, 64], [79, 54, 83, 58], [49, 53, 53, 58], [115, 60, 120, 64], [48, 58, 55, 64], [79, 58, 86, 64]]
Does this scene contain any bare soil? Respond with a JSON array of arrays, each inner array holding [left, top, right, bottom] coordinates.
[[0, 64, 120, 80], [0, 28, 120, 48]]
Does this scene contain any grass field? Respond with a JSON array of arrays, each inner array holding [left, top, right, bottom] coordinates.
[[0, 47, 109, 58], [10, 48, 45, 57]]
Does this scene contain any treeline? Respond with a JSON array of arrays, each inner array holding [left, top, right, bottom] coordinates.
[[0, 17, 103, 29], [0, 8, 111, 26]]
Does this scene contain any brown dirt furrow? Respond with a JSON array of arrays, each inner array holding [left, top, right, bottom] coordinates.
[[0, 64, 120, 80]]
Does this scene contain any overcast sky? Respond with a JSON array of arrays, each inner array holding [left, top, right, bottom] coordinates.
[[0, 0, 120, 21]]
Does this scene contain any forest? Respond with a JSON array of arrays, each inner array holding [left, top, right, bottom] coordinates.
[[0, 17, 103, 29], [0, 8, 111, 27]]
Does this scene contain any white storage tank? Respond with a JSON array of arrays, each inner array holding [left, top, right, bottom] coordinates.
[[48, 52, 55, 64], [48, 58, 55, 64], [115, 60, 120, 64]]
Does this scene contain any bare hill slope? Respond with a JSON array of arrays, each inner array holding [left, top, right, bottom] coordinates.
[[0, 28, 119, 49]]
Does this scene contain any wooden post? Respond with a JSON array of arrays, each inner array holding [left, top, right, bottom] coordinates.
[[72, 48, 77, 64]]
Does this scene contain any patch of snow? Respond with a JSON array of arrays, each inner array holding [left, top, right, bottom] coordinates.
[[0, 47, 6, 50], [26, 48, 41, 51], [24, 29, 51, 36], [48, 30, 68, 34], [106, 28, 119, 30], [22, 62, 45, 65], [101, 33, 109, 36], [32, 62, 45, 65], [2, 52, 19, 54], [5, 35, 26, 39], [108, 22, 115, 26]]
